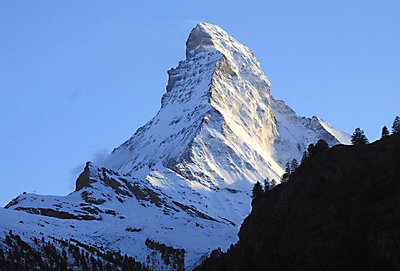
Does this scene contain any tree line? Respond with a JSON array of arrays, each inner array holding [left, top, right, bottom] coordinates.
[[251, 115, 400, 198], [0, 231, 149, 271], [352, 115, 400, 145]]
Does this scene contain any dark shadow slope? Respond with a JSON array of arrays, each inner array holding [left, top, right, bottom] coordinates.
[[196, 134, 400, 271]]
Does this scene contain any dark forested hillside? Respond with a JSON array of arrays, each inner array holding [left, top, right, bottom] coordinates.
[[0, 231, 148, 271], [196, 134, 400, 271]]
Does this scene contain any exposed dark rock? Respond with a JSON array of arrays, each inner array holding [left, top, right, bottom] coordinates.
[[102, 171, 132, 197], [126, 227, 142, 232], [81, 191, 106, 205], [104, 209, 117, 216], [81, 206, 101, 215], [4, 196, 21, 209], [15, 207, 100, 221], [75, 162, 95, 191], [172, 201, 218, 222], [225, 188, 240, 194]]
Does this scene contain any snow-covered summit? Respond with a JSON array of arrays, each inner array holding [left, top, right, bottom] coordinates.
[[186, 23, 266, 73], [1, 22, 350, 270], [105, 22, 346, 189], [186, 22, 270, 89]]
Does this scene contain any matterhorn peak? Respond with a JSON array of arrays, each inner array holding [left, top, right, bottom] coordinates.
[[186, 22, 270, 86], [105, 22, 349, 187], [185, 22, 231, 58], [107, 22, 278, 184]]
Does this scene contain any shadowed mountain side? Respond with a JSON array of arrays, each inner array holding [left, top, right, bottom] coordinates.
[[196, 134, 400, 271]]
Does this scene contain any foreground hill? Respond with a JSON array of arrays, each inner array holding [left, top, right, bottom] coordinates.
[[196, 134, 400, 271]]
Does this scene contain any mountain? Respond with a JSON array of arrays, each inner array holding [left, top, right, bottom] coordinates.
[[0, 22, 350, 270], [195, 134, 400, 271]]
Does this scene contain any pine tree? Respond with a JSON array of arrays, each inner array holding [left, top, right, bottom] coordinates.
[[392, 116, 400, 134], [315, 139, 329, 152], [290, 159, 298, 173], [252, 181, 263, 199], [285, 162, 291, 174], [307, 143, 315, 158], [263, 178, 269, 192], [301, 151, 308, 163], [381, 126, 390, 139], [264, 178, 276, 191], [281, 161, 292, 183], [281, 173, 289, 183], [351, 128, 369, 145]]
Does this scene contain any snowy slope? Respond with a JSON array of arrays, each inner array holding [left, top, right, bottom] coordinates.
[[0, 22, 350, 270]]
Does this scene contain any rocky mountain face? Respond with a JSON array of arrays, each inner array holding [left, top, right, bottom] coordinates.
[[195, 134, 400, 271], [0, 23, 350, 270]]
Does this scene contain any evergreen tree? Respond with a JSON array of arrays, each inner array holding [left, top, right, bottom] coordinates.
[[290, 159, 299, 173], [263, 178, 269, 192], [281, 173, 289, 183], [381, 126, 390, 139], [264, 178, 276, 191], [252, 181, 263, 199], [351, 128, 369, 145], [315, 139, 329, 152], [301, 151, 308, 164], [91, 256, 98, 271], [392, 116, 400, 134], [285, 162, 291, 174], [270, 179, 276, 188], [307, 143, 315, 158], [281, 161, 292, 183]]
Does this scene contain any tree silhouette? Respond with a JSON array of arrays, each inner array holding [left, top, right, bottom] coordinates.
[[0, 232, 149, 271], [263, 178, 269, 192], [381, 126, 390, 139], [351, 128, 369, 145], [285, 162, 291, 174], [252, 181, 263, 199], [392, 116, 400, 134], [281, 162, 290, 183], [263, 178, 277, 191], [307, 143, 316, 158], [290, 159, 298, 173], [315, 139, 329, 152]]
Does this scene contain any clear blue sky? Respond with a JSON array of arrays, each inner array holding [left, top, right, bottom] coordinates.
[[1, 1, 399, 206]]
